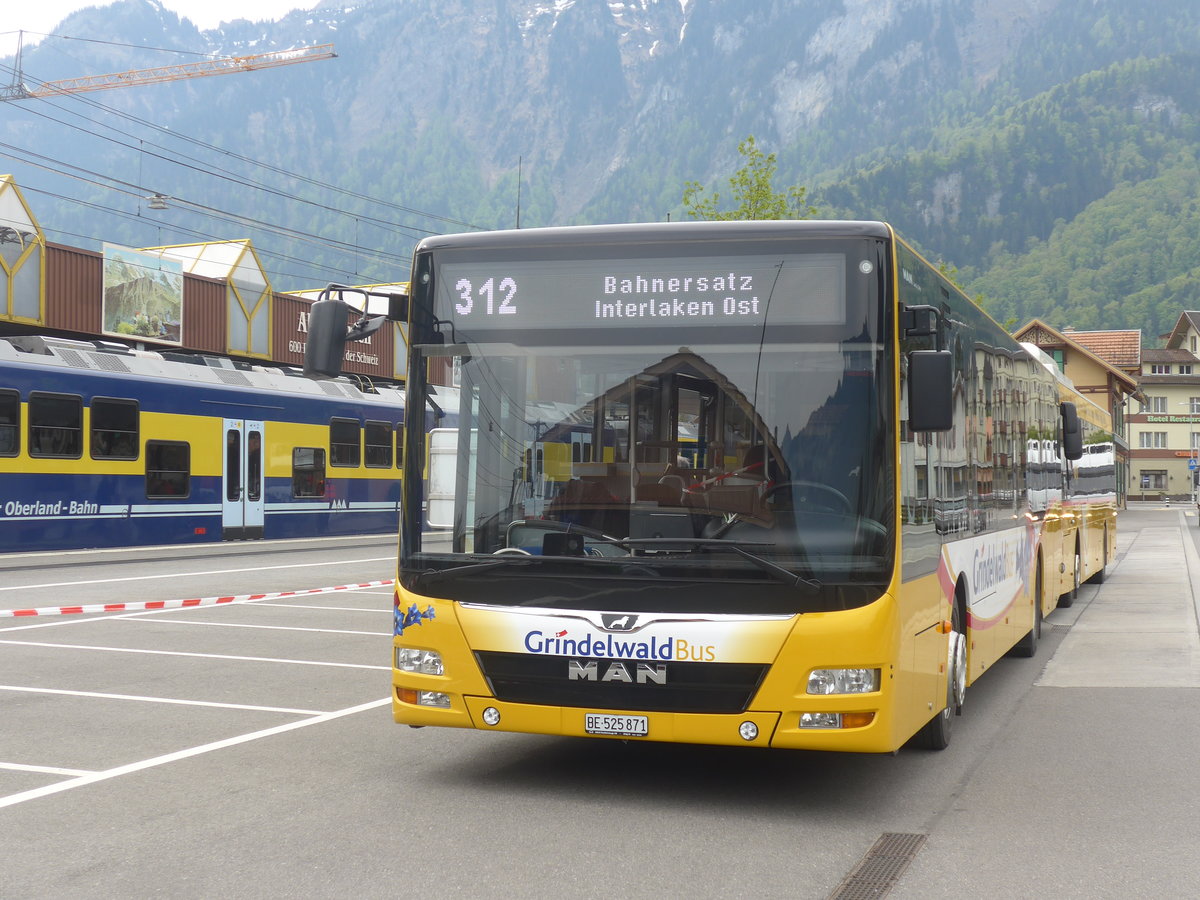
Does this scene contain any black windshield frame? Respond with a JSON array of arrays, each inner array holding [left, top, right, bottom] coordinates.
[[399, 223, 897, 614]]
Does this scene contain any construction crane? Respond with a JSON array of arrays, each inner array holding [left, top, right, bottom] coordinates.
[[1, 40, 336, 102]]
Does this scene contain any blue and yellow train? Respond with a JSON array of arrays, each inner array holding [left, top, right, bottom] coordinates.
[[0, 334, 434, 552]]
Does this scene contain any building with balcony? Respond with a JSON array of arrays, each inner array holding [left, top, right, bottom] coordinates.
[[1130, 312, 1200, 501]]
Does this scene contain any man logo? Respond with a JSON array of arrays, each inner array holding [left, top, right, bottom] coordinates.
[[601, 613, 639, 632], [568, 659, 667, 685]]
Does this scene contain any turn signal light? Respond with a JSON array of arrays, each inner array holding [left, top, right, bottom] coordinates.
[[799, 711, 877, 729], [396, 687, 450, 708], [841, 712, 875, 729]]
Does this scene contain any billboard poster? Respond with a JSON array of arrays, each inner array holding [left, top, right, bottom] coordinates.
[[102, 244, 183, 344]]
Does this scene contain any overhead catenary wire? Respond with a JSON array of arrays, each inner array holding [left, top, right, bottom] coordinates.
[[21, 183, 401, 287], [0, 35, 488, 285], [0, 54, 484, 232], [0, 141, 415, 267], [2, 147, 418, 290]]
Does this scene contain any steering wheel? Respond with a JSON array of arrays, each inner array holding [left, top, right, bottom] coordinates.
[[763, 481, 853, 514]]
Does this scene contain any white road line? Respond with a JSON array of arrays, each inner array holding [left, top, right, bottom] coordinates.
[[0, 762, 97, 777], [0, 685, 327, 716], [0, 556, 394, 592], [0, 639, 391, 670], [0, 697, 390, 809], [249, 603, 389, 612], [128, 619, 391, 637]]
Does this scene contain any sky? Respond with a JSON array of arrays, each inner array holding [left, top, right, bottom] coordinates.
[[2, 1, 309, 57]]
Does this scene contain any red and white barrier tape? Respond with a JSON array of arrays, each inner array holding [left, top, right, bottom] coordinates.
[[0, 579, 396, 618]]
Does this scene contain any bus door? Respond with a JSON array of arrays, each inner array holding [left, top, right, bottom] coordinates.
[[222, 418, 265, 540]]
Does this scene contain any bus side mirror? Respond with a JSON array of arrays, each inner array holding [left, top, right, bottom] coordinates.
[[303, 297, 350, 377], [1061, 402, 1083, 461], [908, 350, 953, 432]]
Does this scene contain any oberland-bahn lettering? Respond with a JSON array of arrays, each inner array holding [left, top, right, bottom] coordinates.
[[5, 500, 99, 516]]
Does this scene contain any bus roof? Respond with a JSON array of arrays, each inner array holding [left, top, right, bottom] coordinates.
[[415, 220, 894, 253]]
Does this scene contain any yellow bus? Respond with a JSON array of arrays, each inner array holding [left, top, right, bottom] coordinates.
[[307, 220, 1114, 752]]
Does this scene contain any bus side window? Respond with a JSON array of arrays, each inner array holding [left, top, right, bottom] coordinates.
[[395, 422, 404, 469], [0, 389, 18, 456]]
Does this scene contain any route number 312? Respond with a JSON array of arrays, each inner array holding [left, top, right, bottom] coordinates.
[[455, 277, 518, 316]]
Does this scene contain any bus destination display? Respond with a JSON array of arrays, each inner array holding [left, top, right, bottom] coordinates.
[[438, 253, 847, 332]]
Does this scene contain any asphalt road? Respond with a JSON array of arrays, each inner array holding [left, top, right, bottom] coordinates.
[[1, 512, 1197, 899]]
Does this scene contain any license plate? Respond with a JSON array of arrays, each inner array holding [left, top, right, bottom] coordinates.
[[584, 714, 649, 737]]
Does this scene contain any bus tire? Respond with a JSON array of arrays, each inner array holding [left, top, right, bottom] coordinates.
[[1057, 548, 1080, 609], [1012, 559, 1042, 658], [916, 598, 965, 750], [1086, 533, 1108, 584]]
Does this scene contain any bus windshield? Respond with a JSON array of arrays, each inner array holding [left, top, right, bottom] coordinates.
[[402, 231, 895, 613]]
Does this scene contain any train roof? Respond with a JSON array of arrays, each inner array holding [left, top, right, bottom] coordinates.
[[0, 334, 405, 407]]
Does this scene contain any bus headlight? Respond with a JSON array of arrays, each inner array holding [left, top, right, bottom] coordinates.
[[800, 711, 876, 729], [807, 668, 880, 695], [395, 647, 444, 675]]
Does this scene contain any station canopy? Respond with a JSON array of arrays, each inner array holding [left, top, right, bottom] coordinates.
[[141, 239, 272, 358]]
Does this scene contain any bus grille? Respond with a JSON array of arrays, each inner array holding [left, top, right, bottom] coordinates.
[[474, 651, 768, 714]]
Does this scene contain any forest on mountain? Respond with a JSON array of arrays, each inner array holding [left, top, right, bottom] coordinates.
[[818, 53, 1200, 339]]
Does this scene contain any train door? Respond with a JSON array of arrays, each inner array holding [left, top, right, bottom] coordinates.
[[222, 418, 265, 539]]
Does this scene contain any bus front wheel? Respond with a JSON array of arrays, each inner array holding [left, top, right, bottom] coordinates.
[[916, 602, 965, 750]]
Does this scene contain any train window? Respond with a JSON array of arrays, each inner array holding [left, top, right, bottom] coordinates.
[[331, 418, 360, 467], [247, 430, 262, 502], [29, 392, 83, 458], [225, 430, 242, 501], [0, 390, 17, 456], [365, 420, 392, 468], [91, 397, 139, 459], [395, 422, 404, 469], [293, 447, 327, 497], [146, 440, 190, 498]]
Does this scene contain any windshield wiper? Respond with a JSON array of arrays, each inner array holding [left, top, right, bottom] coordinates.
[[413, 538, 821, 593], [412, 556, 535, 588], [614, 538, 822, 593], [412, 550, 618, 588]]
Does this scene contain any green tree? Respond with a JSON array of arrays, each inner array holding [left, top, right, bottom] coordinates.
[[682, 135, 818, 220]]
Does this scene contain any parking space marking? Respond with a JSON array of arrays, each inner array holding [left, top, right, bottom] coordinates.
[[250, 603, 390, 612], [128, 618, 391, 637], [0, 762, 98, 777], [0, 685, 327, 716], [0, 639, 391, 670], [0, 697, 390, 810]]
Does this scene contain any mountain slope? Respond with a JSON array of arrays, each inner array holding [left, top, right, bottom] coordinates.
[[2, 0, 1199, 333]]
